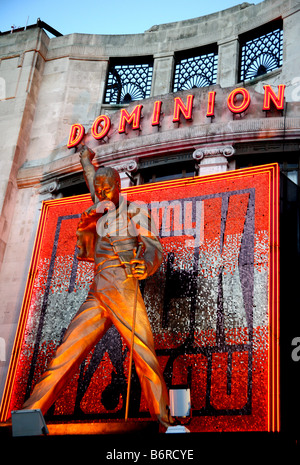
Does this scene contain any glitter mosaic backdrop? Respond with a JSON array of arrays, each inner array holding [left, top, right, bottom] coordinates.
[[1, 164, 280, 431]]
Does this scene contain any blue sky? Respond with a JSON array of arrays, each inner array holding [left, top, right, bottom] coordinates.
[[1, 0, 262, 36]]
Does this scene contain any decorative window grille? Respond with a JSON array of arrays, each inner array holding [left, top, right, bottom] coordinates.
[[240, 22, 283, 81], [173, 47, 218, 92], [104, 59, 153, 104]]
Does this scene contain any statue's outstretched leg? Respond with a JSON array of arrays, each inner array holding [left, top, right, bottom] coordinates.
[[23, 296, 111, 415]]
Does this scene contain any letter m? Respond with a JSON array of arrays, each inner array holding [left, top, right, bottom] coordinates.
[[118, 105, 143, 133]]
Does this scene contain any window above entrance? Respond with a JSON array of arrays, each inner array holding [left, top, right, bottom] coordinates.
[[173, 45, 218, 92], [239, 20, 283, 82], [104, 57, 153, 104]]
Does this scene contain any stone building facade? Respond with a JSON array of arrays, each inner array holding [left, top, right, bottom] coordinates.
[[0, 0, 299, 402]]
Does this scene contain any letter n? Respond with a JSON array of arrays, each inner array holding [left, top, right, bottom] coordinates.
[[173, 95, 194, 122], [263, 84, 285, 111], [118, 105, 143, 133]]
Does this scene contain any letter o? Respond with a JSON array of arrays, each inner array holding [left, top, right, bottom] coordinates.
[[91, 115, 111, 140], [227, 88, 251, 114]]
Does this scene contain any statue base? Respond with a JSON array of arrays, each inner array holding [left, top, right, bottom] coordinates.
[[47, 420, 158, 436], [166, 425, 190, 434], [0, 418, 158, 437]]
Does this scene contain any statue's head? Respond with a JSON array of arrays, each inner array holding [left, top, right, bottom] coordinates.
[[94, 166, 121, 207]]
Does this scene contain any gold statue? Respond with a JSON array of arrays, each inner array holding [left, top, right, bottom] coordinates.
[[23, 146, 173, 427]]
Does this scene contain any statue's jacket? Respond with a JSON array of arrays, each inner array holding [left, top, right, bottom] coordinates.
[[76, 195, 163, 279]]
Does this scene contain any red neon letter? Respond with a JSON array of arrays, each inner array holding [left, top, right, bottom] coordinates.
[[227, 88, 251, 114], [207, 91, 216, 117], [118, 105, 143, 134], [91, 115, 111, 140], [152, 100, 162, 126], [67, 124, 85, 148], [263, 84, 285, 111], [173, 95, 194, 122]]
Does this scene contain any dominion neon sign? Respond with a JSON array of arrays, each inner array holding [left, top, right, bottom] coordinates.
[[67, 84, 285, 148]]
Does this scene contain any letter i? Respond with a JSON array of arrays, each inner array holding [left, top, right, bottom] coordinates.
[[206, 91, 216, 117], [152, 101, 162, 126]]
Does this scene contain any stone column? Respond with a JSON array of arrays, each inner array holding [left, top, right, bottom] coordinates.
[[193, 145, 235, 177], [39, 180, 62, 200], [217, 38, 239, 87], [151, 53, 175, 96], [111, 160, 138, 188], [282, 5, 300, 102]]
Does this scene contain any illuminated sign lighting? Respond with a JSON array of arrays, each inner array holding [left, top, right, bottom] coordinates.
[[67, 85, 286, 147], [227, 87, 251, 114], [118, 105, 143, 134], [152, 100, 162, 126], [91, 114, 111, 140], [263, 84, 285, 111], [67, 124, 85, 148], [206, 91, 216, 117], [173, 95, 194, 122]]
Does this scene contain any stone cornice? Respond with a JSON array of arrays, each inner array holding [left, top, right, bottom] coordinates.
[[17, 116, 300, 189]]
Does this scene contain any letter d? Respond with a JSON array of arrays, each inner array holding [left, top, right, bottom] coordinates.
[[67, 124, 85, 148]]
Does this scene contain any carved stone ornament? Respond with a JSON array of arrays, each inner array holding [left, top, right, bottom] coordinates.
[[193, 145, 235, 161], [39, 180, 59, 195], [111, 160, 138, 173]]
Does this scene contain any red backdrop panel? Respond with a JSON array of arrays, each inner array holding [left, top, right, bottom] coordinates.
[[1, 164, 280, 432]]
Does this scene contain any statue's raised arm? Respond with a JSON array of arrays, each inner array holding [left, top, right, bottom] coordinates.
[[79, 145, 96, 202]]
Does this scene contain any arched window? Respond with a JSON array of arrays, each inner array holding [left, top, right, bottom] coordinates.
[[104, 57, 153, 104], [239, 20, 283, 81], [173, 45, 218, 92]]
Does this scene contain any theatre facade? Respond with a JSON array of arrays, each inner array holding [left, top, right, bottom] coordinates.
[[0, 0, 300, 435]]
